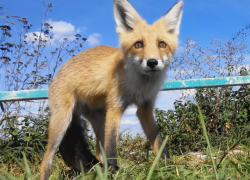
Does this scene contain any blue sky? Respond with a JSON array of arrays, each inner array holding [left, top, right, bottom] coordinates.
[[1, 0, 250, 133], [2, 0, 250, 47]]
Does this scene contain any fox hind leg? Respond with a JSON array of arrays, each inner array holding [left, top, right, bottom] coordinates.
[[84, 107, 121, 173], [40, 95, 75, 180], [40, 111, 73, 180], [81, 105, 105, 162], [82, 105, 120, 172]]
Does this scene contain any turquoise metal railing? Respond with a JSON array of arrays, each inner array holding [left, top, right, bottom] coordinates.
[[0, 76, 250, 102]]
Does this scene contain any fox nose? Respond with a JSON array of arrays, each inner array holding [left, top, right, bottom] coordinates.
[[147, 59, 158, 69]]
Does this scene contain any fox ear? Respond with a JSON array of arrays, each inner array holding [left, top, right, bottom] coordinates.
[[157, 1, 183, 35], [113, 0, 142, 33]]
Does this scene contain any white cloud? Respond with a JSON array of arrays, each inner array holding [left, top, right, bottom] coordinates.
[[155, 89, 196, 111], [155, 90, 181, 110], [120, 119, 139, 125], [123, 105, 137, 116], [48, 20, 80, 43], [25, 20, 86, 45], [48, 20, 85, 44], [25, 31, 50, 44], [120, 116, 142, 135], [86, 33, 101, 46], [26, 20, 101, 48]]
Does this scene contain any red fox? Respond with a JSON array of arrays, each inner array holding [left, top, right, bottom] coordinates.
[[40, 0, 183, 179]]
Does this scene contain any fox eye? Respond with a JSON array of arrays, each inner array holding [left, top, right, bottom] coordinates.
[[159, 41, 167, 48], [134, 41, 143, 49]]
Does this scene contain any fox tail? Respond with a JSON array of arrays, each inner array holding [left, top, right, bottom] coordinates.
[[59, 118, 99, 172]]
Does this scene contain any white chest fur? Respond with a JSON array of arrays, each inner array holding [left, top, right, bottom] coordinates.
[[120, 67, 167, 107]]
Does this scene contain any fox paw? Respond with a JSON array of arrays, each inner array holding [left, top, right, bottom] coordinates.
[[111, 165, 119, 174]]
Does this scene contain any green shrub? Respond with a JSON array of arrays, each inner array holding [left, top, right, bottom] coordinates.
[[155, 69, 250, 155], [0, 108, 50, 163]]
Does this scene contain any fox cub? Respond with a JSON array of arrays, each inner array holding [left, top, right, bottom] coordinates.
[[40, 0, 183, 179]]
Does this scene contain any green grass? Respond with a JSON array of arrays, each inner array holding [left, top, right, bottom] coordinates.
[[0, 143, 249, 179], [197, 102, 218, 180], [0, 108, 249, 179]]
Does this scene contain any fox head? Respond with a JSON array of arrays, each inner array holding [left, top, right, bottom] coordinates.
[[114, 0, 183, 76]]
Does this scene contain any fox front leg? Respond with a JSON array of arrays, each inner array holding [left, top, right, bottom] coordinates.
[[137, 102, 169, 159], [102, 106, 123, 173]]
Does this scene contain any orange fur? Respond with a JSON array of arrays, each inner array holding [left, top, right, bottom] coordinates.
[[40, 1, 183, 179]]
